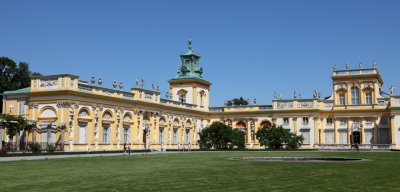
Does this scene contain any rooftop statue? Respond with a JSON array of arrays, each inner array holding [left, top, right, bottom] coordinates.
[[390, 85, 395, 95]]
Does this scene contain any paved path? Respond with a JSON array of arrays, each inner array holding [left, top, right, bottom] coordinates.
[[0, 150, 392, 162], [0, 152, 174, 162]]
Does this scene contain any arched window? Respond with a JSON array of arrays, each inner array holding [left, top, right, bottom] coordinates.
[[351, 86, 360, 105], [199, 90, 206, 107], [177, 89, 187, 103]]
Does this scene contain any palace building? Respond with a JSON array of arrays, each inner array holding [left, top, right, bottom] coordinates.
[[1, 39, 400, 151]]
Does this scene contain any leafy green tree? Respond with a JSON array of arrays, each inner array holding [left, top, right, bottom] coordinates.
[[0, 114, 30, 151], [256, 124, 304, 150], [0, 57, 42, 112], [0, 57, 18, 92], [230, 129, 245, 149], [226, 96, 249, 106], [198, 122, 245, 149]]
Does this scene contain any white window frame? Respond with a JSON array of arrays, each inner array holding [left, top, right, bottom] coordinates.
[[339, 94, 345, 105], [18, 101, 26, 115], [366, 92, 372, 104], [351, 86, 360, 105]]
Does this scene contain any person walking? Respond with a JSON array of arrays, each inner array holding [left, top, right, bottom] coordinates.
[[123, 143, 127, 156], [355, 142, 359, 152], [128, 146, 132, 155]]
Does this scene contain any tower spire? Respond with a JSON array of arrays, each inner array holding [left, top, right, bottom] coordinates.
[[188, 38, 192, 51]]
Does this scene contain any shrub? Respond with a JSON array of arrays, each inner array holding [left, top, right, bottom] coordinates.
[[285, 132, 304, 149], [256, 124, 304, 150], [46, 144, 56, 153], [29, 143, 42, 153], [198, 122, 245, 149], [0, 148, 8, 156]]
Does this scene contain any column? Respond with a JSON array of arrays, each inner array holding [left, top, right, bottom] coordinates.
[[334, 118, 338, 144], [16, 129, 20, 151], [293, 117, 298, 134], [60, 126, 65, 151], [32, 125, 37, 143], [320, 118, 325, 144], [47, 124, 52, 146], [361, 118, 365, 144], [0, 121, 4, 149], [254, 120, 260, 144], [247, 120, 251, 146], [391, 115, 396, 147], [374, 117, 379, 144], [347, 118, 351, 145], [313, 117, 319, 147]]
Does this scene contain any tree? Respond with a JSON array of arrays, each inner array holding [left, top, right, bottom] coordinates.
[[0, 114, 29, 151], [0, 57, 42, 113], [198, 122, 245, 149], [0, 57, 18, 92], [226, 96, 249, 106], [230, 129, 245, 149], [256, 124, 304, 150]]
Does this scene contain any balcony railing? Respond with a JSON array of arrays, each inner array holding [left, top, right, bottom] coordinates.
[[160, 99, 197, 109], [333, 68, 378, 76], [78, 83, 134, 99]]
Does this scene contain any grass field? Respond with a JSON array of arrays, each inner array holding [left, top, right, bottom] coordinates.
[[0, 151, 399, 192]]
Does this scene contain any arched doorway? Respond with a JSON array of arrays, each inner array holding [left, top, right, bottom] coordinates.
[[259, 120, 272, 129], [235, 121, 247, 143]]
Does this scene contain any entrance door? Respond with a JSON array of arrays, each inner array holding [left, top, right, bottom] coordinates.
[[352, 131, 361, 144], [78, 122, 88, 144]]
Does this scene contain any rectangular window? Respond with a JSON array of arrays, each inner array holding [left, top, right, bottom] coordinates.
[[123, 125, 130, 143], [159, 127, 164, 144], [351, 87, 360, 105], [186, 129, 190, 144], [173, 128, 178, 143], [283, 118, 289, 125], [366, 93, 372, 104], [18, 101, 25, 115], [339, 94, 345, 105], [303, 117, 309, 125], [102, 124, 110, 143]]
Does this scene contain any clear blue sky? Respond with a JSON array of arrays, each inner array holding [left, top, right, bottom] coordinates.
[[1, 0, 400, 106]]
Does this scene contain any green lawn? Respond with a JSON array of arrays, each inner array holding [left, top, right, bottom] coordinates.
[[0, 151, 399, 192]]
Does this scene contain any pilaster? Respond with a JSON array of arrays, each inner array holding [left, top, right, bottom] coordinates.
[[313, 117, 319, 147], [0, 121, 4, 149], [374, 117, 379, 144], [361, 118, 365, 144], [347, 118, 351, 144], [334, 118, 338, 144], [391, 115, 396, 147]]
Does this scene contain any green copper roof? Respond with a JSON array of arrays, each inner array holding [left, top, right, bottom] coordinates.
[[170, 39, 207, 82], [3, 87, 30, 94]]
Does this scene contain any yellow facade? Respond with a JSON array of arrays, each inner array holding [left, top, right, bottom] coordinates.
[[1, 45, 400, 151]]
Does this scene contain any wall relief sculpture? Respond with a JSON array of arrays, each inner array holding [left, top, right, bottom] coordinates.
[[40, 78, 58, 90]]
